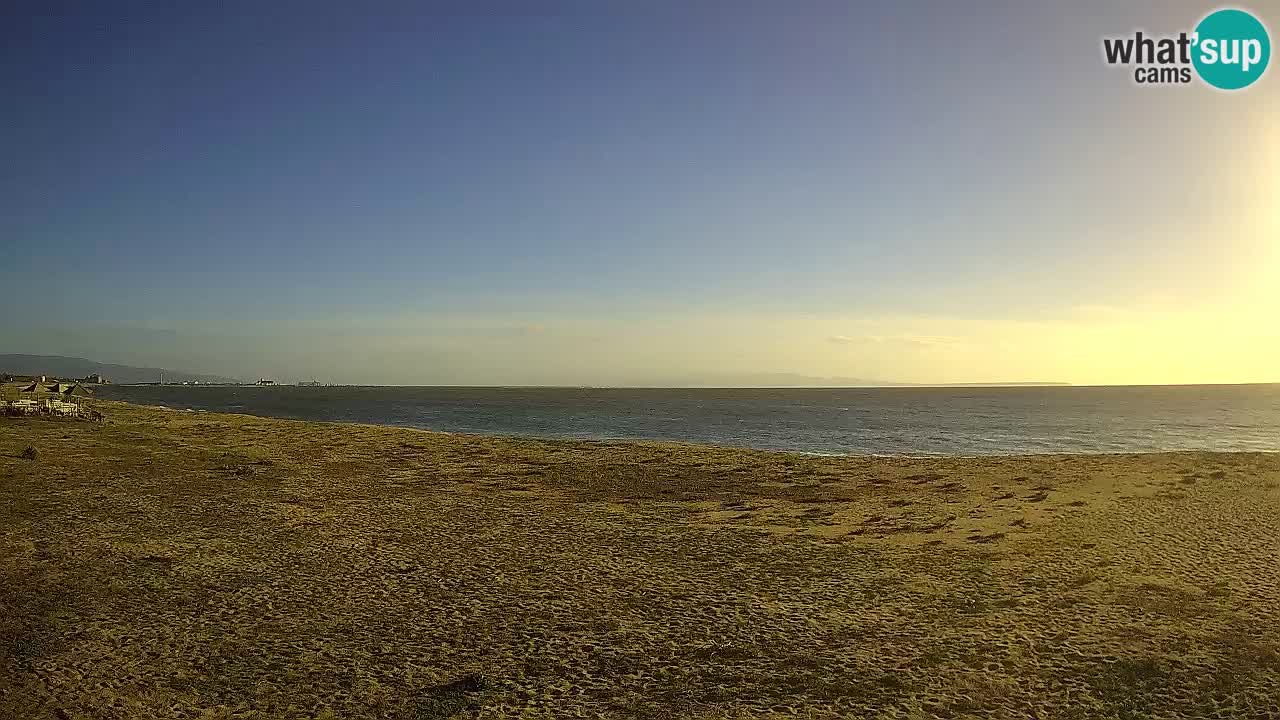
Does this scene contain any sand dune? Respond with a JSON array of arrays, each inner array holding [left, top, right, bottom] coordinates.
[[2, 402, 1279, 719]]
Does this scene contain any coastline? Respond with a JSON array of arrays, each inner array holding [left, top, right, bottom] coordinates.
[[90, 384, 1280, 456], [3, 402, 1279, 717], [100, 398, 1280, 459]]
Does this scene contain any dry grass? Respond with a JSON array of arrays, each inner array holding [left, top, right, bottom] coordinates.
[[2, 402, 1279, 719]]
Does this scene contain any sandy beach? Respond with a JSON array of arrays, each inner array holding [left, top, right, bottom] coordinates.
[[3, 402, 1279, 719]]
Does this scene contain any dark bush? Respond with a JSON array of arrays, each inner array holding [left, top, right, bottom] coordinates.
[[20, 446, 38, 461]]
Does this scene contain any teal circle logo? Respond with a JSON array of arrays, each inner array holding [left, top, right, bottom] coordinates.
[[1192, 9, 1271, 90]]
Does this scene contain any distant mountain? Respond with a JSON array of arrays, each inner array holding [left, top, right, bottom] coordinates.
[[0, 354, 240, 384], [924, 381, 1071, 387], [621, 372, 1069, 388], [702, 372, 915, 387]]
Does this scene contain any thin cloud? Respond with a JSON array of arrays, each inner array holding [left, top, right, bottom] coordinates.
[[898, 335, 962, 347], [827, 333, 960, 347]]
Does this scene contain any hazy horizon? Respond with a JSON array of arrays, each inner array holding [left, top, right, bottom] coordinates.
[[3, 2, 1276, 386], [0, 352, 1064, 388], [11, 351, 1280, 388]]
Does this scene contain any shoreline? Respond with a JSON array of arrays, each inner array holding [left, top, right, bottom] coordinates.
[[4, 403, 1279, 717], [93, 398, 1280, 460]]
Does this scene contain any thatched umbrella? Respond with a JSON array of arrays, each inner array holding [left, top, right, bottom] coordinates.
[[58, 383, 94, 403]]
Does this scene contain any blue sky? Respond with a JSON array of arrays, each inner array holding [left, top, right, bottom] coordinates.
[[2, 2, 1277, 384]]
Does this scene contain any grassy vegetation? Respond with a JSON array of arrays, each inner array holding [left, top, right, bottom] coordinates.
[[2, 402, 1279, 718]]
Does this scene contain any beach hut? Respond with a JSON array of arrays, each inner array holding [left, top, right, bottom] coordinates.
[[14, 381, 50, 414]]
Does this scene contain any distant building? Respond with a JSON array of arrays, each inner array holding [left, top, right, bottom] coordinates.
[[256, 379, 275, 386], [81, 373, 107, 384]]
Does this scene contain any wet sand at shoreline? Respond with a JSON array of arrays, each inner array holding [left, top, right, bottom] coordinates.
[[3, 402, 1279, 718]]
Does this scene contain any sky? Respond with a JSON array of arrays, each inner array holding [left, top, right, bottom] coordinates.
[[2, 1, 1277, 385]]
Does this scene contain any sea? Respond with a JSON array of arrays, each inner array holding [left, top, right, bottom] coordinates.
[[94, 384, 1280, 456]]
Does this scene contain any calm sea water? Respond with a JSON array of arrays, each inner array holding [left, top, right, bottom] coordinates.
[[95, 384, 1280, 456]]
